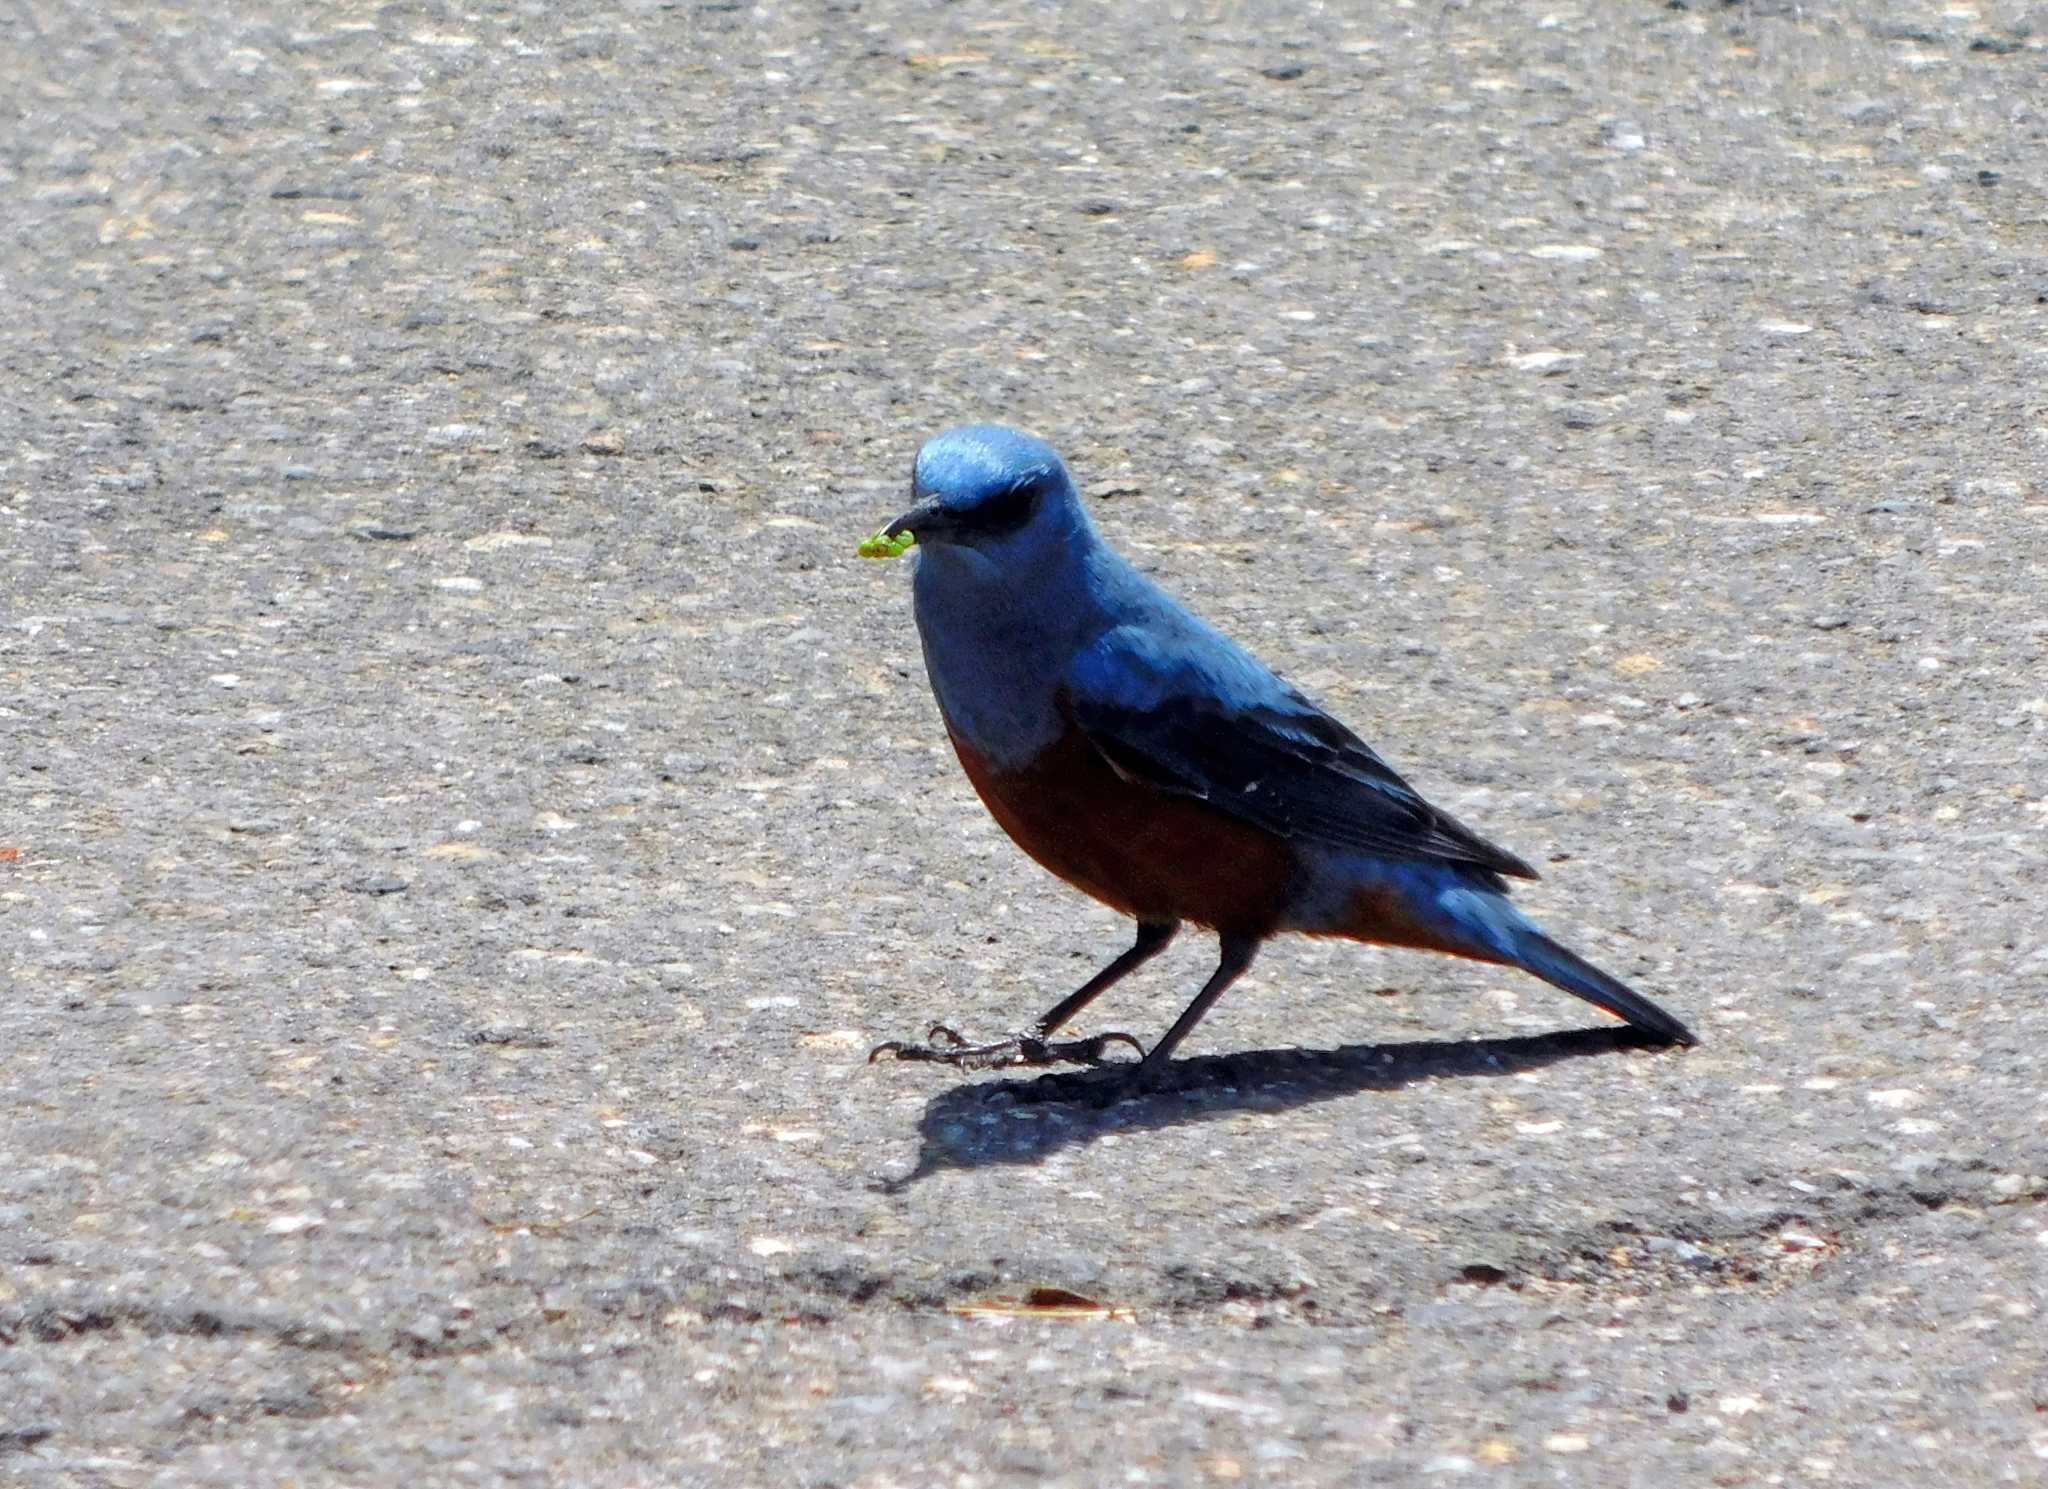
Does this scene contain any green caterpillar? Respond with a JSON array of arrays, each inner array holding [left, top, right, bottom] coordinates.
[[858, 529, 916, 560]]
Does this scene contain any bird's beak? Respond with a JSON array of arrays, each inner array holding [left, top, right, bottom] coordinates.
[[883, 495, 949, 542]]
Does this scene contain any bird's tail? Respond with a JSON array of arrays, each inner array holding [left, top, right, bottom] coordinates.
[[1334, 873, 1698, 1046], [1505, 924, 1697, 1047]]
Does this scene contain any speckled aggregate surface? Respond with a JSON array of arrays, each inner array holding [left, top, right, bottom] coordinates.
[[2, 1, 2046, 1484]]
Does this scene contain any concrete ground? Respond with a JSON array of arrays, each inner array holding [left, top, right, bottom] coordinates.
[[3, 1, 2045, 1484]]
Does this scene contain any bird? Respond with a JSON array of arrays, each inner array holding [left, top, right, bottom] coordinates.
[[864, 423, 1696, 1086]]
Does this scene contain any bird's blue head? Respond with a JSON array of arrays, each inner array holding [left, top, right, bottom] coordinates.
[[879, 425, 1086, 562]]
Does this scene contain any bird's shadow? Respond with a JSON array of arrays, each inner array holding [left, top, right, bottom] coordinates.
[[873, 1026, 1674, 1193]]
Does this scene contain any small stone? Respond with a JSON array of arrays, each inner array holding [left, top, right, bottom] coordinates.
[[799, 1029, 865, 1050], [424, 842, 488, 861], [469, 1025, 552, 1048], [464, 530, 553, 552], [1646, 1236, 1714, 1267]]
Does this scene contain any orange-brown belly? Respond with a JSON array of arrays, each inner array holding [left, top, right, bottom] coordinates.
[[948, 722, 1295, 936]]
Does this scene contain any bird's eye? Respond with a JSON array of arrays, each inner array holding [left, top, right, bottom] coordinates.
[[969, 477, 1039, 535]]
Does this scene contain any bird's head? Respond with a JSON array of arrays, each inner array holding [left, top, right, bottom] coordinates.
[[869, 425, 1088, 572]]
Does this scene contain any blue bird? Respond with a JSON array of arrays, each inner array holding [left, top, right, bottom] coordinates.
[[867, 424, 1696, 1083]]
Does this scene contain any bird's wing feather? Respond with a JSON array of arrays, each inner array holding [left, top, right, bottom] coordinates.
[[1065, 625, 1538, 880]]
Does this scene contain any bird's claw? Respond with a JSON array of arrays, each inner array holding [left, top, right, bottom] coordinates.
[[868, 1026, 1146, 1072]]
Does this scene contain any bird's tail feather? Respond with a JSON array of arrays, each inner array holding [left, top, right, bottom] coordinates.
[[1371, 877, 1698, 1047], [1507, 926, 1697, 1046]]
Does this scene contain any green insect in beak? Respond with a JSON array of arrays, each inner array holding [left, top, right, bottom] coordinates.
[[858, 529, 916, 559]]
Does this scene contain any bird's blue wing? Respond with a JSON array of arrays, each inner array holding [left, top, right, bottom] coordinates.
[[1064, 625, 1538, 880]]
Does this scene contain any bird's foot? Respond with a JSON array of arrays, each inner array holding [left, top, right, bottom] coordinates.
[[868, 1023, 1145, 1072]]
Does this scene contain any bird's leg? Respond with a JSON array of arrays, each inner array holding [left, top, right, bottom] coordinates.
[[1133, 934, 1261, 1087], [867, 920, 1177, 1073], [1033, 919, 1178, 1037]]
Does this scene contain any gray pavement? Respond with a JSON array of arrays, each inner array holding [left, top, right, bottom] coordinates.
[[3, 1, 2046, 1484]]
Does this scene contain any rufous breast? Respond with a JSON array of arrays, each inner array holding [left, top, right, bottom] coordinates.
[[946, 716, 1296, 938]]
